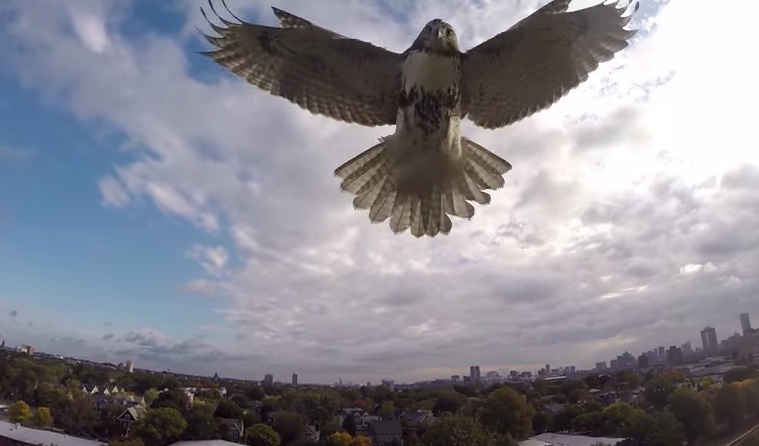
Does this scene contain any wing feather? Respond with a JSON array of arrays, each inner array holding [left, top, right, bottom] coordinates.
[[200, 1, 401, 127], [461, 0, 639, 129]]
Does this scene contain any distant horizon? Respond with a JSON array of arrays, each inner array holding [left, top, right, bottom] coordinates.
[[2, 310, 752, 386]]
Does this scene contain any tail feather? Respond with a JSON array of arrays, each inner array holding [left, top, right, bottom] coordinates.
[[334, 135, 512, 237]]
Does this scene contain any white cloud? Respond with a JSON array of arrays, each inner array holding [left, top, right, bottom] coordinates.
[[1, 0, 758, 383]]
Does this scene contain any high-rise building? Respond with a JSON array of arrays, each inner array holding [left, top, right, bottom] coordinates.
[[263, 373, 274, 386], [469, 365, 481, 383], [740, 313, 752, 334], [126, 359, 134, 373], [657, 346, 665, 358], [595, 361, 607, 371], [701, 326, 719, 356], [545, 364, 551, 374], [291, 372, 298, 386]]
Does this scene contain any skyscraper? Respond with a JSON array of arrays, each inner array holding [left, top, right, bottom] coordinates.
[[292, 372, 298, 386], [469, 365, 481, 383], [740, 313, 752, 334], [701, 326, 719, 356]]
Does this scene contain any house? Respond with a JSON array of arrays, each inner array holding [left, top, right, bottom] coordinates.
[[116, 406, 147, 431], [394, 409, 433, 424], [369, 420, 403, 446], [219, 418, 244, 443]]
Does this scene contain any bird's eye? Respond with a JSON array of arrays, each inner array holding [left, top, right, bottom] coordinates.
[[446, 29, 454, 37]]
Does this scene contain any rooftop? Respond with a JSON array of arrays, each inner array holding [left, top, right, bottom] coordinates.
[[0, 420, 105, 446], [521, 433, 623, 446]]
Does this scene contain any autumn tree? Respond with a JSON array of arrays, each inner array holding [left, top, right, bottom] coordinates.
[[668, 387, 715, 445], [479, 386, 534, 440], [8, 400, 32, 423], [713, 383, 747, 430], [130, 407, 188, 446], [34, 407, 53, 428], [248, 423, 281, 446], [422, 414, 495, 446], [350, 436, 372, 446], [326, 432, 352, 446]]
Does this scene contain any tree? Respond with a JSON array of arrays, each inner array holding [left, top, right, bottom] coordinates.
[[350, 436, 372, 446], [214, 399, 244, 419], [479, 386, 534, 440], [144, 388, 160, 405], [58, 395, 99, 434], [599, 403, 644, 437], [739, 379, 759, 415], [181, 404, 217, 441], [713, 383, 747, 430], [433, 394, 465, 416], [34, 407, 53, 428], [342, 414, 357, 436], [621, 411, 685, 446], [668, 387, 716, 445], [151, 388, 190, 412], [247, 423, 281, 446], [8, 400, 32, 423], [422, 414, 495, 446], [271, 411, 306, 446], [326, 432, 352, 446], [130, 407, 188, 446], [643, 376, 676, 410]]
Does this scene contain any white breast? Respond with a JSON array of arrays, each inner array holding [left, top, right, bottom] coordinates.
[[401, 51, 460, 92]]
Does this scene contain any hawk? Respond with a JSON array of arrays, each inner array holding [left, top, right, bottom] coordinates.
[[200, 0, 638, 237]]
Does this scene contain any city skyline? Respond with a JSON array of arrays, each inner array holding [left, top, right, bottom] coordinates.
[[1, 309, 754, 385], [1, 0, 757, 384]]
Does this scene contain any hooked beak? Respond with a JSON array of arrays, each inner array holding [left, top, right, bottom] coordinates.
[[437, 28, 445, 39]]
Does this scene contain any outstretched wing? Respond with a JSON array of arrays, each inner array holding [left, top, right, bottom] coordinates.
[[461, 0, 638, 129], [199, 1, 401, 127]]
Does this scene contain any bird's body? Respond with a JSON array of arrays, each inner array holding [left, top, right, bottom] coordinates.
[[199, 0, 639, 237]]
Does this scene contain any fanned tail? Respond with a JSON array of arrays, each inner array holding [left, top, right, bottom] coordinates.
[[334, 136, 512, 238]]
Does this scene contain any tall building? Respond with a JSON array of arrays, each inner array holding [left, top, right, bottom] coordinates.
[[126, 359, 134, 373], [469, 365, 481, 383], [595, 361, 607, 371], [263, 373, 274, 386], [657, 346, 665, 358], [545, 364, 551, 374], [740, 313, 753, 334], [701, 326, 719, 356], [291, 372, 298, 386]]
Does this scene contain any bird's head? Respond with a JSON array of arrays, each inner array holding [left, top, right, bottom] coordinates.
[[413, 19, 459, 54]]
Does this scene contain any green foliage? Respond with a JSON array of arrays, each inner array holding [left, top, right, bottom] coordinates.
[[667, 387, 715, 445], [130, 407, 188, 446], [620, 410, 685, 446], [479, 386, 534, 440], [247, 423, 281, 446], [271, 411, 306, 446], [644, 376, 676, 410], [8, 400, 32, 423], [713, 382, 747, 430], [422, 414, 496, 446]]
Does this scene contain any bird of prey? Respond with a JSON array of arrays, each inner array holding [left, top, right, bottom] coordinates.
[[199, 0, 639, 238]]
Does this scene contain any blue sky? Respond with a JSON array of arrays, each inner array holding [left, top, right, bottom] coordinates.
[[1, 0, 757, 384]]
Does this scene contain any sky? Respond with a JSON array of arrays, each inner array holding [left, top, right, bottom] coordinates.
[[0, 0, 756, 385]]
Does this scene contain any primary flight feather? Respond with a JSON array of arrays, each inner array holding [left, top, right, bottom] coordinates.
[[199, 0, 639, 238]]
